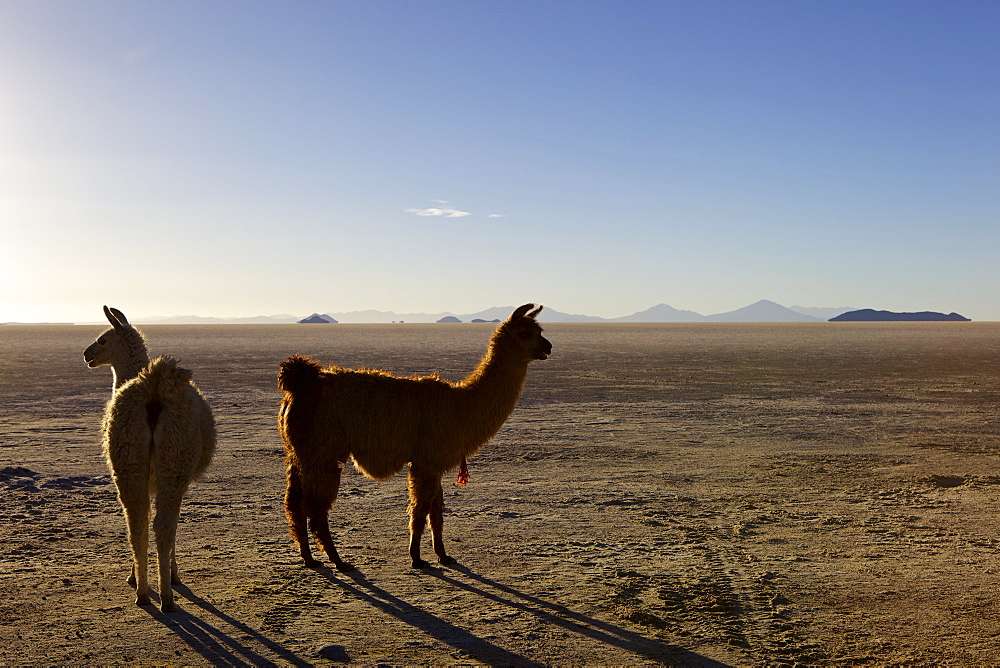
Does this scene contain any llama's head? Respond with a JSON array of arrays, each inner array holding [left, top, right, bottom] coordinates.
[[498, 303, 552, 362], [84, 306, 143, 368]]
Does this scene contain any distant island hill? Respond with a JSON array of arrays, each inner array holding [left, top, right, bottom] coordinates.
[[33, 300, 969, 326], [829, 309, 970, 322]]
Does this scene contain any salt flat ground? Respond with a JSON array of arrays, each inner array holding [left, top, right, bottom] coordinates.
[[2, 322, 1000, 666]]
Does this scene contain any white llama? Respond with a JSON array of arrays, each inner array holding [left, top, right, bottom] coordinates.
[[84, 306, 216, 612]]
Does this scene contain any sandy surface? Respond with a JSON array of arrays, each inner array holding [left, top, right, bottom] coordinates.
[[2, 321, 1000, 666]]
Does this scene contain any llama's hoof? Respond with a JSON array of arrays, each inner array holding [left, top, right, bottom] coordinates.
[[160, 600, 177, 613], [438, 555, 457, 566], [334, 561, 356, 573], [411, 559, 433, 569], [170, 574, 182, 585], [304, 558, 325, 569], [135, 593, 152, 606]]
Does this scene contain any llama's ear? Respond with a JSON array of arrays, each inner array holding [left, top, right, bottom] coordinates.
[[509, 304, 535, 321], [104, 305, 122, 332], [527, 305, 543, 319], [109, 308, 130, 328], [104, 306, 130, 331]]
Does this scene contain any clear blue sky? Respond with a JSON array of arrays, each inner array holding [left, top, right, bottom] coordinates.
[[2, 1, 997, 322]]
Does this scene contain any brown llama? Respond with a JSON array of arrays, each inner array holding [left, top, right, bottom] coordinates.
[[277, 303, 552, 570]]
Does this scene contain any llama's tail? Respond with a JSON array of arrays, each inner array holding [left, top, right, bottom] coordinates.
[[140, 356, 193, 397], [136, 356, 195, 432], [277, 354, 324, 395]]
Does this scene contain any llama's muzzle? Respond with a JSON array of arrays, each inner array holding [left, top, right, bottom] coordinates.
[[535, 336, 553, 360]]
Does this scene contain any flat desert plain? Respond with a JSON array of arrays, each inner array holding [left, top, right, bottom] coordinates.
[[2, 322, 1000, 666]]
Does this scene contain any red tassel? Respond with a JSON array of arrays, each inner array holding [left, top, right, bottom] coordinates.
[[456, 457, 470, 486]]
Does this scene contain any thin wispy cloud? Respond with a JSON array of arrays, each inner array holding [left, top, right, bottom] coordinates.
[[406, 200, 471, 218], [405, 201, 506, 220], [406, 206, 472, 218]]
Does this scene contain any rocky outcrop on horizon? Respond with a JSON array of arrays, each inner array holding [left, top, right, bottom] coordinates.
[[298, 313, 338, 324], [830, 309, 970, 322]]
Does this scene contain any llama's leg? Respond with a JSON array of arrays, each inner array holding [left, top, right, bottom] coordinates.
[[152, 490, 183, 612], [289, 461, 353, 571], [304, 466, 354, 572], [407, 471, 440, 568], [170, 550, 180, 585], [428, 480, 457, 566], [285, 462, 322, 568], [118, 483, 151, 606]]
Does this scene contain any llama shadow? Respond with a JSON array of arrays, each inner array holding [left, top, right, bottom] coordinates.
[[143, 586, 314, 667], [319, 566, 726, 667], [317, 568, 540, 666], [429, 565, 727, 667]]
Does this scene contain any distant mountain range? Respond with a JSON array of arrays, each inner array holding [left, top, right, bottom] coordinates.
[[309, 300, 856, 323], [100, 300, 850, 324], [59, 300, 971, 326]]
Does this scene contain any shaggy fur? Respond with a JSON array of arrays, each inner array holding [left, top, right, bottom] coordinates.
[[277, 303, 552, 570], [84, 306, 216, 612]]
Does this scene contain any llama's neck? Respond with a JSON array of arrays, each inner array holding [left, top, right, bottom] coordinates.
[[456, 341, 530, 449], [111, 331, 150, 389]]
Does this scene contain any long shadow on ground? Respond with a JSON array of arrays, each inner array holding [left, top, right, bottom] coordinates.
[[318, 568, 542, 666], [318, 565, 727, 667], [145, 586, 314, 667], [145, 566, 728, 666], [430, 565, 727, 667]]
